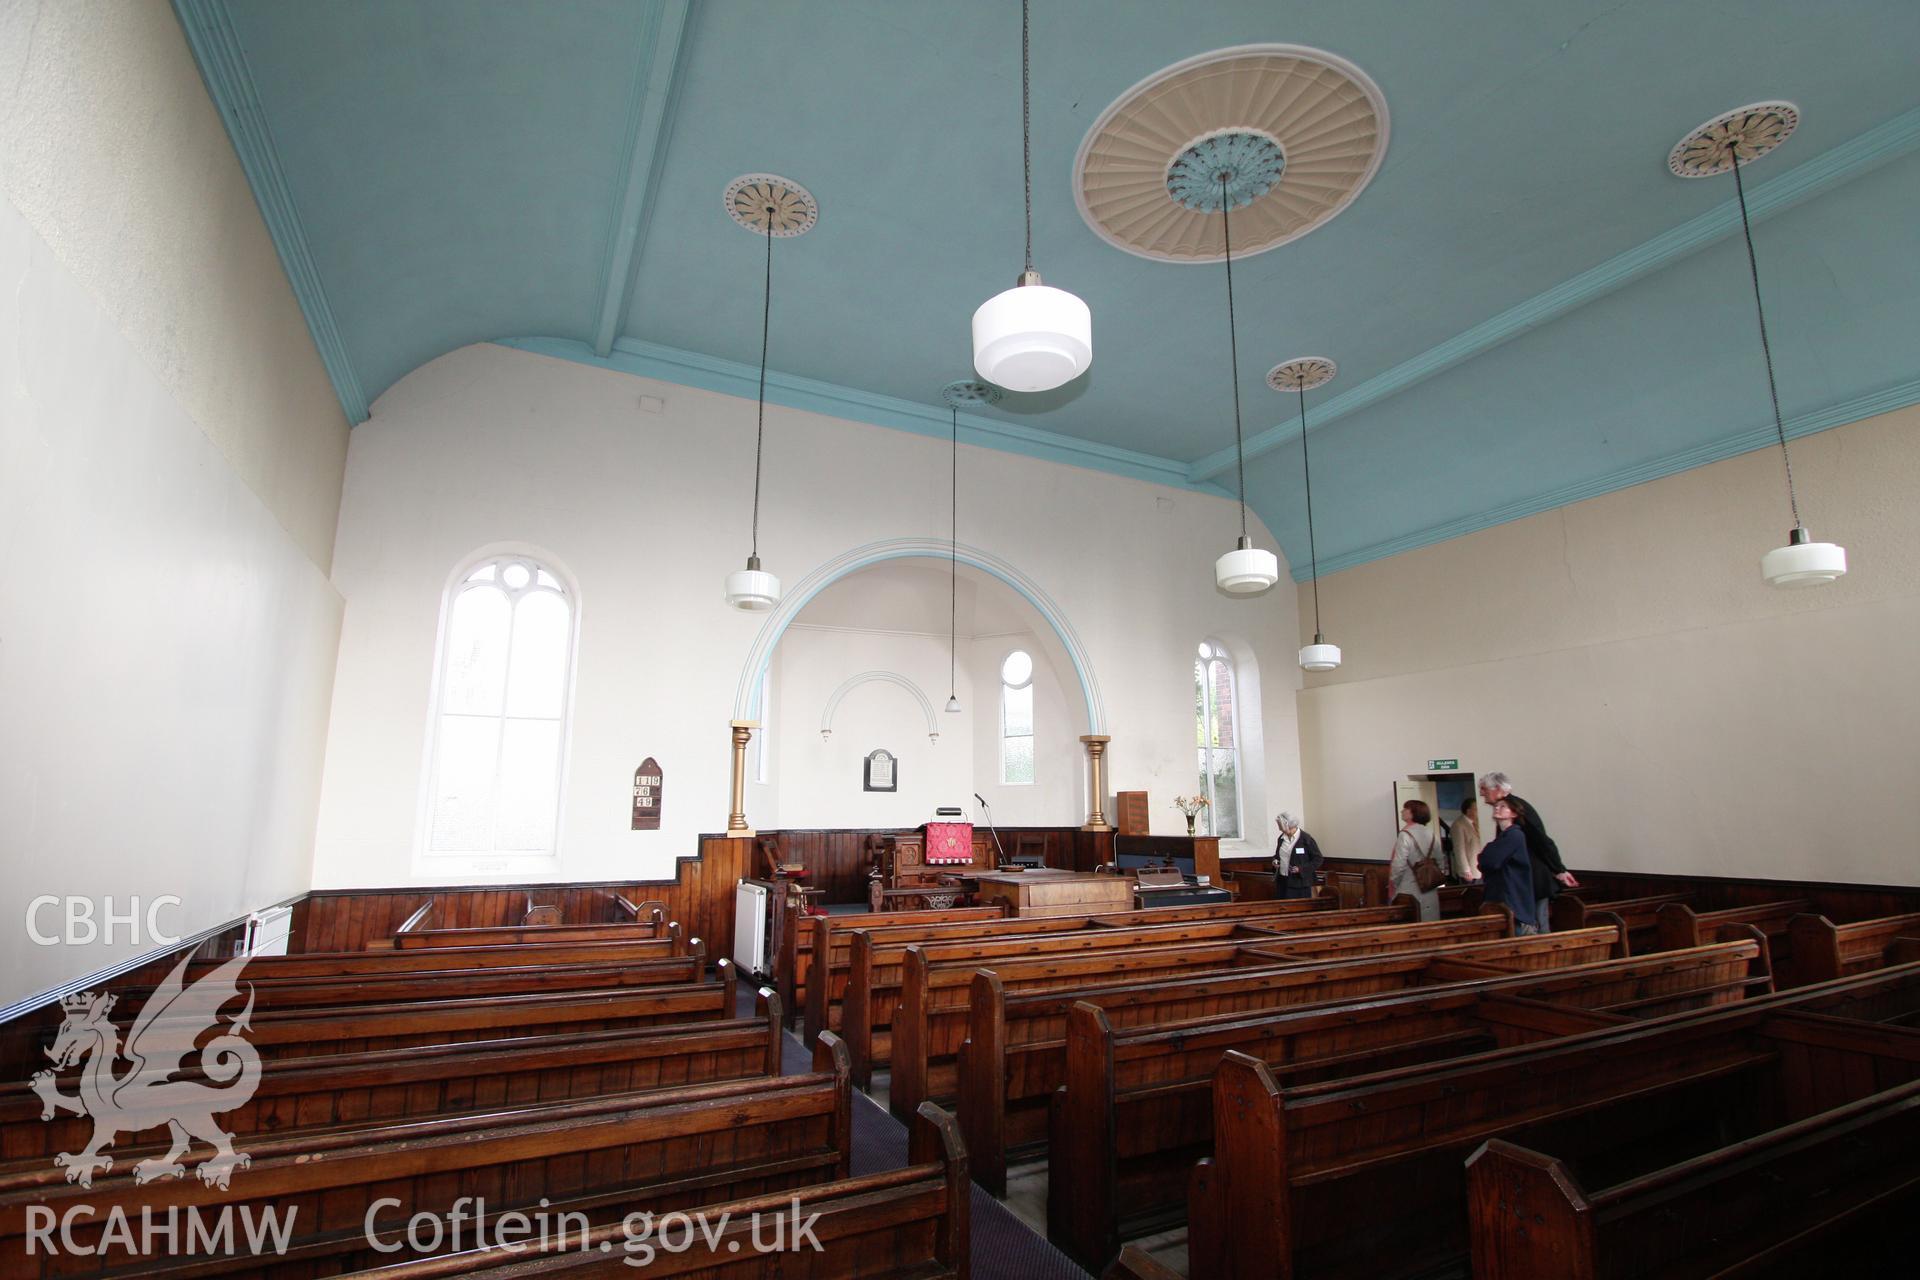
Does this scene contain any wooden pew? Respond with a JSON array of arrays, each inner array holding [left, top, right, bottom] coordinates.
[[1082, 897, 1337, 928], [0, 1036, 860, 1278], [783, 904, 1004, 1030], [1052, 989, 1632, 1269], [1788, 910, 1920, 984], [884, 914, 1574, 1120], [334, 1102, 971, 1280], [1655, 897, 1809, 969], [0, 950, 721, 1078], [961, 935, 1754, 1195], [22, 980, 740, 1082], [1186, 1003, 1920, 1280], [1769, 958, 1920, 1026], [839, 905, 1419, 1076], [384, 918, 680, 951], [2, 988, 789, 1166], [1104, 1244, 1185, 1280], [1550, 891, 1690, 950], [1468, 1051, 1920, 1276], [183, 936, 707, 978], [804, 899, 1384, 1047]]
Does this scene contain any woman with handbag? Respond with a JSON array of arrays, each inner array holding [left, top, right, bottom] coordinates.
[[1389, 799, 1444, 921]]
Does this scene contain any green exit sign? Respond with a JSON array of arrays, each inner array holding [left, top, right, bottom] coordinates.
[[1427, 759, 1459, 771]]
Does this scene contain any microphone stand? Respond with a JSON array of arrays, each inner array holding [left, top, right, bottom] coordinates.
[[974, 793, 1009, 866]]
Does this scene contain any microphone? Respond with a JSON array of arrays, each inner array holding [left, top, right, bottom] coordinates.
[[974, 793, 987, 807]]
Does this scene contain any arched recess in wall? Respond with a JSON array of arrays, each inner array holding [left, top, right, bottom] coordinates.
[[820, 671, 941, 743], [734, 538, 1106, 737]]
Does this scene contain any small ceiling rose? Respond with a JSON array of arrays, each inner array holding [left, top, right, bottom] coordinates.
[[723, 174, 819, 236], [1761, 528, 1847, 587], [1668, 102, 1799, 178], [1267, 357, 1338, 392], [942, 380, 1004, 408]]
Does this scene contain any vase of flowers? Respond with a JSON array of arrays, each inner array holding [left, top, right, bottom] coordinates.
[[1172, 794, 1210, 836]]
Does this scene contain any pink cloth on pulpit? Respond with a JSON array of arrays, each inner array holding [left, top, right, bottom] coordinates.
[[925, 822, 974, 864]]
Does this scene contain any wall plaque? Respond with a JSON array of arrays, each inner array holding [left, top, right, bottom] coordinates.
[[863, 748, 897, 793], [631, 758, 663, 830]]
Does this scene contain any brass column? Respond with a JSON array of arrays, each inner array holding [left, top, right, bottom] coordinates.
[[1079, 734, 1112, 832], [727, 719, 758, 838]]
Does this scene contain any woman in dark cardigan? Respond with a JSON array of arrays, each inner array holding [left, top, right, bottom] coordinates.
[[1479, 795, 1541, 933]]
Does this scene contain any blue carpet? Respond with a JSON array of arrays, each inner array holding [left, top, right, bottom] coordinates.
[[743, 984, 1090, 1279]]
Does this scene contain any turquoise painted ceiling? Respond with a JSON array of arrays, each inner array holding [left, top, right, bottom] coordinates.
[[187, 0, 1920, 578]]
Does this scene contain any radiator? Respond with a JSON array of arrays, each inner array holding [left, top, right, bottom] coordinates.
[[733, 880, 770, 977]]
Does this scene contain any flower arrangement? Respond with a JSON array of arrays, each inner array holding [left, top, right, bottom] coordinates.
[[1172, 794, 1210, 835]]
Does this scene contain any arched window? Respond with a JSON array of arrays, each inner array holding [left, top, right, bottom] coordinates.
[[1194, 640, 1241, 839], [422, 555, 575, 868], [1000, 648, 1035, 785]]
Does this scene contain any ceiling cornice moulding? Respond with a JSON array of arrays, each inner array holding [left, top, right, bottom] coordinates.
[[1299, 373, 1920, 581], [495, 335, 1227, 498], [172, 0, 370, 423]]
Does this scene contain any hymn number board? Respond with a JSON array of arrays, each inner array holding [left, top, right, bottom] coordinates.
[[631, 758, 663, 830]]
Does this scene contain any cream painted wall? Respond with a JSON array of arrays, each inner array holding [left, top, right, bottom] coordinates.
[[1296, 405, 1920, 884], [0, 0, 349, 570], [0, 4, 346, 1004], [311, 342, 1305, 887], [770, 626, 976, 829]]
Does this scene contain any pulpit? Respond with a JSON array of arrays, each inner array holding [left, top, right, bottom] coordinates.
[[868, 823, 999, 910]]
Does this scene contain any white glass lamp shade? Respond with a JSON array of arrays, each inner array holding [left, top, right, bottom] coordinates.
[[724, 557, 781, 611], [1761, 530, 1846, 588], [945, 695, 961, 714], [972, 277, 1092, 393], [1215, 543, 1280, 594], [1299, 640, 1342, 672]]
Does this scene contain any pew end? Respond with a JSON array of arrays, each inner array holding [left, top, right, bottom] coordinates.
[[960, 968, 1009, 1196], [908, 1101, 972, 1280], [813, 1030, 854, 1180], [1585, 909, 1630, 957], [1465, 1139, 1597, 1280], [1199, 1050, 1288, 1280], [1655, 901, 1699, 951], [753, 986, 785, 1074]]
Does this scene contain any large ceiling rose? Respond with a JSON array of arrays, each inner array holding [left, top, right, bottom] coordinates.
[[1076, 44, 1389, 263]]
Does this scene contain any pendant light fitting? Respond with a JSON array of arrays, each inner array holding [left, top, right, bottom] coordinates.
[[1669, 103, 1845, 588], [1196, 163, 1281, 595], [1269, 358, 1341, 670], [721, 176, 817, 611], [972, 0, 1091, 393]]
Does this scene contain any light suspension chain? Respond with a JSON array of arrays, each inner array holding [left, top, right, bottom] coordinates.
[[1728, 140, 1801, 529], [1220, 173, 1249, 542], [750, 211, 773, 558], [1299, 388, 1323, 635], [950, 403, 960, 697], [1021, 0, 1033, 276]]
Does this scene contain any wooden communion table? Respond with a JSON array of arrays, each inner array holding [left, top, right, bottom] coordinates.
[[951, 868, 1134, 918]]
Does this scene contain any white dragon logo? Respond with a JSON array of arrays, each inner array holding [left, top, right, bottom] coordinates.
[[28, 953, 261, 1189]]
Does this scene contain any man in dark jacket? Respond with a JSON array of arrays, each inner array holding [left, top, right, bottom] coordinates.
[[1480, 773, 1577, 931], [1273, 813, 1324, 899]]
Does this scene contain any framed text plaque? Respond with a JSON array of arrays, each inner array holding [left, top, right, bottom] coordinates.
[[631, 758, 663, 830], [863, 749, 897, 793]]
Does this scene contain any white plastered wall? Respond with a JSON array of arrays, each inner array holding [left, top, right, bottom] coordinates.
[[311, 341, 1306, 887], [0, 2, 349, 1004], [1296, 404, 1920, 884]]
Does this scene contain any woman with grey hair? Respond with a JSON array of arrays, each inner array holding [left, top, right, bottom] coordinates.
[[1273, 813, 1324, 899]]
